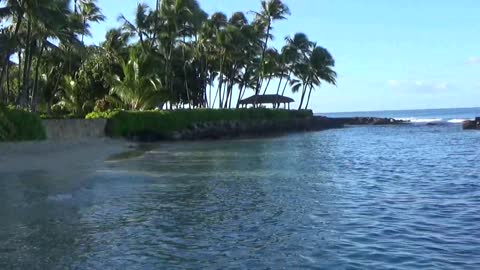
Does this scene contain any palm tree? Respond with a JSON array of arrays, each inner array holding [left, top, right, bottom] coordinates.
[[54, 75, 85, 115], [0, 0, 24, 98], [110, 49, 163, 110], [118, 3, 151, 51], [15, 0, 83, 108], [304, 46, 336, 109], [262, 47, 279, 95], [101, 28, 131, 59], [27, 0, 88, 111], [77, 0, 105, 43], [271, 33, 312, 107], [253, 0, 290, 97]]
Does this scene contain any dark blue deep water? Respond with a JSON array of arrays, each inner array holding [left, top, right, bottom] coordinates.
[[1, 108, 480, 269]]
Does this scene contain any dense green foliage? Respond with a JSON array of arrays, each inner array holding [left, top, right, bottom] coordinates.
[[0, 105, 46, 141], [0, 0, 336, 116], [86, 109, 312, 138]]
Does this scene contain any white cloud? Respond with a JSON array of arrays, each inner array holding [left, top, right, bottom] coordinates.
[[466, 57, 480, 64]]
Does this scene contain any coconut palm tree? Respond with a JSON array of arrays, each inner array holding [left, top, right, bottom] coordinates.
[[15, 0, 84, 108], [304, 46, 336, 110], [262, 47, 279, 95], [0, 0, 24, 98], [118, 3, 152, 52], [77, 0, 105, 43], [253, 0, 290, 96]]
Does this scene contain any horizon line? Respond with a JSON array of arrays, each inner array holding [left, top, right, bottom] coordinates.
[[317, 106, 480, 114]]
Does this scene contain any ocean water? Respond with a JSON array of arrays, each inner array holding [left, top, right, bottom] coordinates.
[[1, 108, 480, 269], [321, 107, 480, 124]]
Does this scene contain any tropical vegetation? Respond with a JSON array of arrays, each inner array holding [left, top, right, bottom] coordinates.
[[0, 105, 46, 141], [0, 0, 337, 117]]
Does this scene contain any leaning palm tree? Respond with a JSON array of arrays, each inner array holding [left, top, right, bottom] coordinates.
[[303, 46, 337, 110], [110, 49, 164, 111]]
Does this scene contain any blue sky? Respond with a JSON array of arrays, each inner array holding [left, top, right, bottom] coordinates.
[[87, 0, 480, 112]]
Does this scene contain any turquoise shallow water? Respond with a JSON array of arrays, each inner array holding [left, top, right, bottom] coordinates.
[[1, 111, 480, 269]]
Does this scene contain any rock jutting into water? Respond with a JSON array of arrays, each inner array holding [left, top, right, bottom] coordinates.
[[38, 116, 407, 142], [463, 117, 480, 130], [327, 117, 408, 126], [130, 117, 408, 141]]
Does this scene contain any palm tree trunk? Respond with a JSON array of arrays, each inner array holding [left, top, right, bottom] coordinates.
[[298, 84, 307, 110], [255, 19, 271, 96], [217, 54, 225, 108], [236, 85, 245, 109], [1, 11, 24, 102], [18, 19, 33, 107], [81, 17, 87, 44], [221, 79, 228, 108], [6, 62, 11, 103], [0, 65, 6, 101], [281, 72, 291, 96], [212, 82, 219, 109], [304, 86, 313, 110], [275, 77, 284, 95], [262, 75, 272, 95], [17, 50, 22, 91], [182, 36, 191, 107], [226, 82, 234, 108], [208, 80, 212, 108], [216, 76, 223, 108], [31, 43, 45, 112]]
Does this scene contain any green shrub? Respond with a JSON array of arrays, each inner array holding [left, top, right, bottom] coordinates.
[[40, 114, 84, 120], [0, 105, 46, 142], [85, 110, 121, 120], [86, 108, 313, 138], [0, 107, 14, 141]]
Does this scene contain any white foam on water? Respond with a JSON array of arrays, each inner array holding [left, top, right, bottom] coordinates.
[[447, 119, 470, 123], [397, 117, 472, 124], [398, 117, 443, 123]]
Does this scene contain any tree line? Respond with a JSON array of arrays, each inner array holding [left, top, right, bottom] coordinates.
[[0, 0, 337, 116]]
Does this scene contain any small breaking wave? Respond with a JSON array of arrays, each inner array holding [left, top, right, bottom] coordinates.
[[398, 117, 471, 124], [447, 119, 470, 123], [398, 117, 442, 123]]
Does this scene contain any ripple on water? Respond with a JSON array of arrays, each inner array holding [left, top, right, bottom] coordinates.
[[1, 125, 480, 269]]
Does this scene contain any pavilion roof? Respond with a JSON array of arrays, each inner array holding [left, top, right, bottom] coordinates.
[[238, 94, 294, 105]]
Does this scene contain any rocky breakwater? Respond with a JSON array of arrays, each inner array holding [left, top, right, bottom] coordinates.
[[328, 117, 408, 126], [463, 117, 480, 130], [166, 116, 344, 141]]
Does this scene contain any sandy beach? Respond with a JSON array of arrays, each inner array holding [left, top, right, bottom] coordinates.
[[0, 138, 131, 176]]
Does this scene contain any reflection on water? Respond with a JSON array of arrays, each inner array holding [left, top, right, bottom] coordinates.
[[1, 124, 480, 269]]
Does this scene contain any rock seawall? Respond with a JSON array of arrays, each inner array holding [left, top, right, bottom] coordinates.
[[131, 116, 344, 141], [463, 117, 480, 130], [40, 116, 406, 142], [42, 119, 107, 140]]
